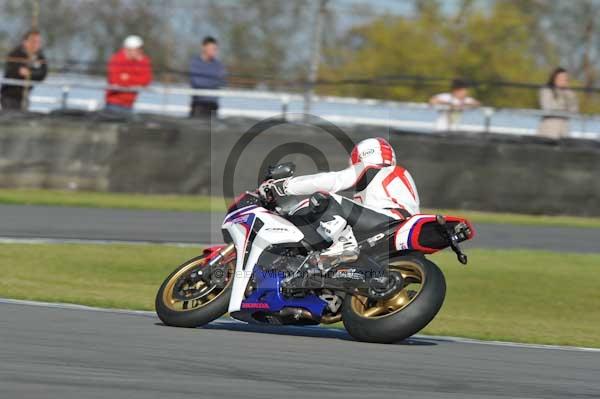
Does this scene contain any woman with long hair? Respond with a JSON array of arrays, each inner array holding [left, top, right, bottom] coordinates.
[[537, 67, 579, 139]]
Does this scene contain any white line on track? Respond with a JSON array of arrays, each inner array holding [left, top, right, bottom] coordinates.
[[1, 297, 599, 353]]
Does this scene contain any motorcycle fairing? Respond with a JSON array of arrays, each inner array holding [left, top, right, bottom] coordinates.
[[234, 266, 328, 322], [222, 206, 305, 313]]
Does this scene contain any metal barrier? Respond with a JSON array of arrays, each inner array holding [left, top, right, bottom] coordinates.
[[1, 76, 599, 139]]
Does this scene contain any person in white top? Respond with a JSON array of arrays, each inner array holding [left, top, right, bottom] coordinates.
[[258, 137, 420, 261], [429, 79, 480, 131]]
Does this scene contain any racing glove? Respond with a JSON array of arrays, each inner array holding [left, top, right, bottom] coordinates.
[[258, 178, 288, 202]]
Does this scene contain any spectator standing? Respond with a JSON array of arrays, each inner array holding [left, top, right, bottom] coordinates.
[[429, 79, 480, 131], [189, 36, 226, 118], [105, 35, 152, 114], [1, 29, 47, 111], [537, 67, 579, 139]]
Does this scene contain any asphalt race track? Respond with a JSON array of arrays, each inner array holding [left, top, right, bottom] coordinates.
[[1, 299, 599, 399], [1, 204, 600, 252], [1, 205, 599, 398]]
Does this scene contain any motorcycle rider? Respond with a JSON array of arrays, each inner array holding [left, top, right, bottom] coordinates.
[[259, 137, 420, 263]]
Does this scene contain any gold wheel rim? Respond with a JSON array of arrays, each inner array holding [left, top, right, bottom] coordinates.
[[350, 260, 426, 319], [162, 257, 234, 312]]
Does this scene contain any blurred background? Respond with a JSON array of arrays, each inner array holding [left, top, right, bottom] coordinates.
[[2, 0, 600, 136]]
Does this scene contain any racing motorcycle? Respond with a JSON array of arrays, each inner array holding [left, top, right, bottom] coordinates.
[[156, 163, 474, 343]]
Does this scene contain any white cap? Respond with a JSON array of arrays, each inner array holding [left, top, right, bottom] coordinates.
[[123, 35, 143, 49]]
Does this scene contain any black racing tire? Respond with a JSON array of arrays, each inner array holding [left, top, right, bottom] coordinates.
[[341, 256, 446, 344], [155, 255, 233, 328]]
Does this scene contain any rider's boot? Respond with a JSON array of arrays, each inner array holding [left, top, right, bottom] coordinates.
[[316, 215, 359, 266]]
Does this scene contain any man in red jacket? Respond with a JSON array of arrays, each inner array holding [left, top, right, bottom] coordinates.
[[105, 35, 152, 114]]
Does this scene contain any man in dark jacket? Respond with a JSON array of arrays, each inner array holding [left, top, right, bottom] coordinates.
[[189, 36, 226, 118], [1, 29, 48, 111]]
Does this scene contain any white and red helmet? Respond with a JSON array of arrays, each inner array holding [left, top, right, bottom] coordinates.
[[349, 137, 396, 167]]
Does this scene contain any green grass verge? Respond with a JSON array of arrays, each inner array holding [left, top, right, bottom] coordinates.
[[1, 188, 599, 228], [423, 250, 600, 348], [0, 244, 200, 310], [430, 208, 600, 229], [0, 189, 226, 213], [1, 243, 599, 347]]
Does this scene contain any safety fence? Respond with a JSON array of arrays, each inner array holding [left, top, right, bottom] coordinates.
[[2, 76, 600, 140]]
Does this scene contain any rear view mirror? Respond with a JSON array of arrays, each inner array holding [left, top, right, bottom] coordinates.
[[266, 162, 296, 180]]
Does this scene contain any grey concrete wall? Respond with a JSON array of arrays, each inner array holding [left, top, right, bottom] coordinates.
[[0, 113, 118, 191], [0, 111, 598, 216]]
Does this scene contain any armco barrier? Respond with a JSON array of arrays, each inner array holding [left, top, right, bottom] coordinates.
[[0, 111, 598, 216]]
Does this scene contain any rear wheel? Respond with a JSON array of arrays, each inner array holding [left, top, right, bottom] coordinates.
[[155, 253, 235, 328], [342, 255, 446, 343]]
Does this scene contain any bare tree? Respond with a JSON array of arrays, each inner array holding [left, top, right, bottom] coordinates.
[[205, 0, 311, 85], [1, 0, 183, 78]]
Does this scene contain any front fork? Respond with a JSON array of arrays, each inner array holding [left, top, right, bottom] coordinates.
[[198, 243, 236, 284], [207, 243, 236, 268]]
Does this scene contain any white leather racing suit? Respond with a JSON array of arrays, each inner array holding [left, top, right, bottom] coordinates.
[[285, 162, 420, 220]]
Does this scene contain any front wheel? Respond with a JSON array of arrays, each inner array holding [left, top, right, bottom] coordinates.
[[155, 251, 235, 328], [342, 256, 446, 343]]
